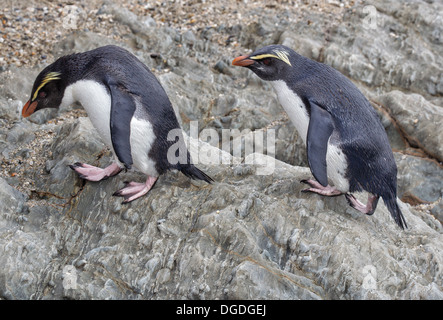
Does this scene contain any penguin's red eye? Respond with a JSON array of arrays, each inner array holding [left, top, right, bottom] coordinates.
[[39, 91, 46, 99], [263, 58, 271, 65]]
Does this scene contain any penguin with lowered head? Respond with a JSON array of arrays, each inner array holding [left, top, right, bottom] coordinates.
[[23, 45, 212, 203]]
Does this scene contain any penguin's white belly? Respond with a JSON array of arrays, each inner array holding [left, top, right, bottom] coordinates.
[[271, 80, 349, 192], [129, 115, 158, 177], [61, 80, 158, 176], [325, 143, 349, 192]]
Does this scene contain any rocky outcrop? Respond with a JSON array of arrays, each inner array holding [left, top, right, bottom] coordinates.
[[0, 0, 442, 300], [376, 90, 443, 162], [1, 121, 442, 299]]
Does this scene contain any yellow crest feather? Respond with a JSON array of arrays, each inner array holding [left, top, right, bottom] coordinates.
[[250, 50, 292, 66], [32, 72, 61, 101]]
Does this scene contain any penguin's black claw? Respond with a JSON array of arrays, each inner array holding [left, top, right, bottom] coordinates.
[[112, 193, 131, 204], [69, 162, 88, 180], [69, 162, 81, 170], [112, 183, 137, 202], [71, 162, 84, 168], [112, 189, 137, 204], [345, 193, 354, 206], [69, 163, 84, 179], [300, 179, 326, 190], [69, 162, 122, 182], [300, 180, 318, 194], [112, 190, 122, 197], [112, 177, 157, 203], [300, 181, 342, 197]]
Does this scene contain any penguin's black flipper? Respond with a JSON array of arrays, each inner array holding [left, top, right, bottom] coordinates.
[[306, 100, 334, 187], [105, 77, 135, 169]]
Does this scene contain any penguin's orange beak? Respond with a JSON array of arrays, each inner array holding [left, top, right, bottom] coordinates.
[[22, 100, 38, 118], [232, 55, 255, 67]]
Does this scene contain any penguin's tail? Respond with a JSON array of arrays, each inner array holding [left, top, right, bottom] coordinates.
[[382, 194, 408, 230], [179, 164, 213, 184]]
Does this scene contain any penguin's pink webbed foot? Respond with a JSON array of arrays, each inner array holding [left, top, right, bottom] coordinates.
[[345, 194, 380, 216], [113, 176, 158, 203], [301, 179, 342, 196], [70, 162, 122, 182]]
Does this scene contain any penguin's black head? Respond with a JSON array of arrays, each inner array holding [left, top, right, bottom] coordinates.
[[232, 45, 294, 81], [22, 67, 65, 118]]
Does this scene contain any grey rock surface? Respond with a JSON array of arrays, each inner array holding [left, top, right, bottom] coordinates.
[[376, 90, 443, 162], [279, 0, 443, 102], [0, 0, 442, 300], [395, 153, 443, 205]]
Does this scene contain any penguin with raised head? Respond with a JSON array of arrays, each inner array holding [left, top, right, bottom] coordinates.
[[232, 44, 407, 229], [23, 45, 212, 203]]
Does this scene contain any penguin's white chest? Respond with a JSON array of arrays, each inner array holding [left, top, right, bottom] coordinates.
[[271, 80, 309, 144], [60, 80, 158, 176], [271, 80, 349, 192], [61, 80, 113, 147]]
